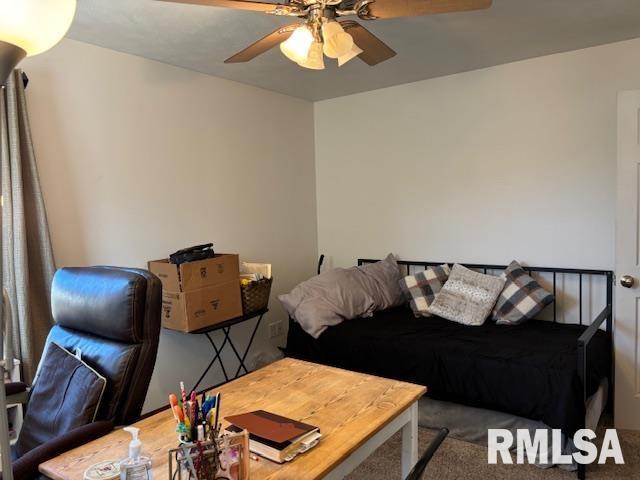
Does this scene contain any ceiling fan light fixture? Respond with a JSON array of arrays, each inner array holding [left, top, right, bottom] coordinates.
[[298, 42, 325, 70], [321, 21, 353, 58], [337, 43, 363, 67], [280, 25, 314, 64], [162, 0, 489, 70]]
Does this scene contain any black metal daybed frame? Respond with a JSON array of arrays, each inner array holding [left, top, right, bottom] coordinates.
[[358, 260, 615, 398], [291, 257, 614, 480]]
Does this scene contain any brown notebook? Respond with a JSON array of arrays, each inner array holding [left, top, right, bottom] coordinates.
[[225, 410, 317, 444]]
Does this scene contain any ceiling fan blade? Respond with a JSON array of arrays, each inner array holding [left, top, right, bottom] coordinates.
[[339, 21, 396, 66], [157, 0, 295, 14], [363, 0, 492, 20], [225, 25, 297, 63]]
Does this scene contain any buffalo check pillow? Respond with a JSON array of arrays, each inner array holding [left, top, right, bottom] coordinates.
[[400, 264, 451, 317], [492, 260, 554, 325]]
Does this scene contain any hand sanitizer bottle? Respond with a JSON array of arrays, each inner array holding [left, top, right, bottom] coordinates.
[[120, 426, 153, 480]]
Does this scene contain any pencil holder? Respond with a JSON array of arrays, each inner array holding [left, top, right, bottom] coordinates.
[[169, 440, 220, 480], [169, 430, 250, 480]]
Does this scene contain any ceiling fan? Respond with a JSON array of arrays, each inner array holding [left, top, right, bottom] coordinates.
[[158, 0, 492, 70]]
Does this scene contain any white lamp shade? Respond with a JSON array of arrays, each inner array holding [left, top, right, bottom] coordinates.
[[0, 0, 77, 57], [338, 43, 363, 67], [298, 42, 324, 70], [280, 26, 314, 64], [322, 21, 353, 59]]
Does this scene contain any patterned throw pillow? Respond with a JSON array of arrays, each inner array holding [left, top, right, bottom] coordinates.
[[428, 264, 505, 326], [15, 342, 107, 456], [400, 264, 451, 317], [492, 261, 554, 325]]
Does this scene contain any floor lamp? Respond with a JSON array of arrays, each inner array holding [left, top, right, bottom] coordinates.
[[0, 292, 13, 479], [0, 2, 77, 478]]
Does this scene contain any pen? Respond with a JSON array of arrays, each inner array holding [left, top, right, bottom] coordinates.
[[214, 392, 221, 429], [180, 382, 189, 432], [183, 401, 192, 439], [172, 405, 187, 438], [202, 394, 213, 420], [169, 394, 179, 421], [180, 382, 187, 408], [208, 406, 216, 430], [173, 405, 184, 423], [190, 391, 197, 425]]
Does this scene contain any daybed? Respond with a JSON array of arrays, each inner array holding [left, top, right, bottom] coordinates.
[[284, 259, 614, 480]]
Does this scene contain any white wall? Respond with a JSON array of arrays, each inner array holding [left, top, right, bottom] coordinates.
[[314, 38, 640, 271], [22, 39, 318, 412], [22, 35, 640, 412]]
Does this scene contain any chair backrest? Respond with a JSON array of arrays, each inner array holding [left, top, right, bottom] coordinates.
[[43, 266, 162, 425]]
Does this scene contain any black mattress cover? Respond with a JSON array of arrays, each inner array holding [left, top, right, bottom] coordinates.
[[285, 306, 611, 436]]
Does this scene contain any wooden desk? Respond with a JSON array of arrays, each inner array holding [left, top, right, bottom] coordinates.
[[40, 358, 426, 480]]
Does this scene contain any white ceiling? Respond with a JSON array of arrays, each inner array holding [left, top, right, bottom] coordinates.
[[67, 0, 640, 100]]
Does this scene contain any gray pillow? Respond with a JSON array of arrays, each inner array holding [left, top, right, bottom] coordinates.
[[279, 268, 376, 338], [357, 254, 405, 310], [279, 254, 404, 338], [428, 264, 505, 326]]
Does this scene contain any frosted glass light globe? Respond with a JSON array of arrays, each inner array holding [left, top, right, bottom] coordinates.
[[298, 42, 325, 70], [338, 44, 363, 67], [280, 26, 314, 64], [0, 0, 77, 56], [322, 21, 353, 59]]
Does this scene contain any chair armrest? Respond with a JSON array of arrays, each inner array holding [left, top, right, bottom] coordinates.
[[5, 420, 113, 480], [5, 383, 27, 396], [5, 382, 29, 405]]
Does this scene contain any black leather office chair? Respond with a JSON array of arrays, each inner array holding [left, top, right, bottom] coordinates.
[[405, 428, 449, 480], [4, 266, 162, 479]]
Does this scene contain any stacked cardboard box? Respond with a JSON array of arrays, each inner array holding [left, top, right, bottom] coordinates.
[[148, 254, 243, 332]]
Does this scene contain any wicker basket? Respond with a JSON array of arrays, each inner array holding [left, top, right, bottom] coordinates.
[[240, 277, 272, 315]]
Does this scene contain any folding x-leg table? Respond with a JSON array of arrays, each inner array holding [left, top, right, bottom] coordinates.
[[189, 308, 268, 393]]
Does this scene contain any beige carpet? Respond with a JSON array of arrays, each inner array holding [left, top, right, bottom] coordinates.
[[347, 425, 640, 479]]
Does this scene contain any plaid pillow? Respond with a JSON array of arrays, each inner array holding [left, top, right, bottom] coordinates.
[[492, 261, 554, 325], [400, 264, 451, 317]]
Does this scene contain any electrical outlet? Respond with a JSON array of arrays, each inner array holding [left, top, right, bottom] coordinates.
[[268, 321, 283, 338]]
